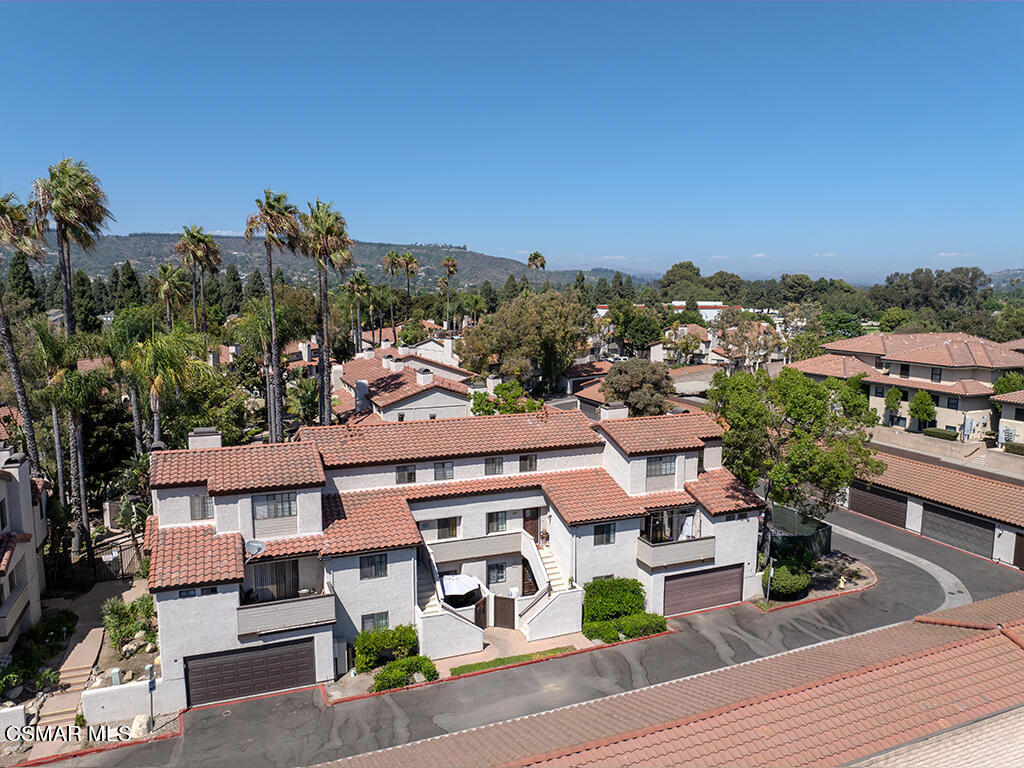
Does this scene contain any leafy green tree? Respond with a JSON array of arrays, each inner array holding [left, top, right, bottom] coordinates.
[[663, 323, 701, 365], [593, 277, 612, 304], [908, 390, 936, 429], [499, 274, 519, 306], [399, 311, 429, 345], [622, 311, 662, 355], [622, 274, 637, 302], [705, 368, 882, 547], [80, 388, 134, 503], [222, 263, 244, 316], [611, 271, 624, 299], [273, 267, 287, 286], [479, 280, 498, 313], [884, 386, 903, 421], [878, 306, 913, 333], [162, 373, 258, 448], [91, 275, 109, 313], [71, 270, 101, 332], [107, 265, 121, 311], [5, 249, 41, 312], [115, 261, 143, 311], [470, 381, 542, 415], [994, 371, 1024, 396], [821, 311, 862, 338], [244, 268, 267, 301], [599, 359, 673, 417]]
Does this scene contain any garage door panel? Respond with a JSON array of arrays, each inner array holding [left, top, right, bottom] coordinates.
[[849, 482, 907, 527], [921, 503, 994, 557], [664, 564, 743, 616], [185, 639, 315, 706]]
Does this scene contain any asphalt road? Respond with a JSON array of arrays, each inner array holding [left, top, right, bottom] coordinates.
[[65, 508, 1024, 768]]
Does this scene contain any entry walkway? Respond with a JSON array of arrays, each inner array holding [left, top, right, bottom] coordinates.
[[434, 627, 593, 677]]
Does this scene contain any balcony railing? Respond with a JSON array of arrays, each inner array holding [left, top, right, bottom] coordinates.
[[636, 535, 715, 569], [236, 583, 335, 637], [0, 582, 29, 640]]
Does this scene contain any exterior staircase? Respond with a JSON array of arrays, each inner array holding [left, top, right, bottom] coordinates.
[[35, 627, 104, 728], [416, 563, 442, 616], [537, 545, 568, 592]]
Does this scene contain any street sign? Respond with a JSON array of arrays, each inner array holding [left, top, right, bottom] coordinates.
[[148, 678, 156, 693]]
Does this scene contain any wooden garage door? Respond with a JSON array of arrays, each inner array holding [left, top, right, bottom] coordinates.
[[185, 639, 315, 706], [921, 503, 995, 558], [848, 481, 907, 527], [663, 564, 743, 616]]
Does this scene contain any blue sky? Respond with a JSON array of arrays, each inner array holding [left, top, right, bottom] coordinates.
[[3, 2, 1021, 280]]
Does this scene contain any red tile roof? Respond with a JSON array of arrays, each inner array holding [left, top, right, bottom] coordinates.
[[787, 353, 877, 380], [822, 332, 985, 357], [376, 349, 474, 380], [1002, 338, 1024, 354], [686, 468, 765, 515], [331, 389, 384, 426], [881, 338, 1024, 369], [596, 412, 724, 456], [340, 355, 470, 409], [637, 490, 695, 510], [150, 442, 326, 495], [0, 405, 24, 442], [246, 532, 326, 562], [563, 361, 613, 380], [667, 363, 721, 378], [362, 320, 440, 346], [321, 490, 424, 556], [0, 532, 30, 575], [861, 373, 993, 397], [865, 451, 1024, 527], [147, 524, 244, 591], [573, 380, 606, 405], [143, 514, 158, 555], [993, 389, 1024, 406], [652, 323, 709, 347], [299, 410, 603, 468]]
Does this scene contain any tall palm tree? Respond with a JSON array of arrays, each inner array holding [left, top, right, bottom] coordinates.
[[400, 252, 418, 321], [174, 228, 199, 330], [528, 251, 546, 271], [466, 294, 486, 325], [147, 263, 188, 327], [346, 272, 370, 353], [382, 250, 402, 333], [0, 193, 44, 475], [32, 158, 113, 338], [174, 226, 221, 333], [245, 190, 299, 443], [32, 321, 75, 506], [441, 255, 458, 331], [102, 313, 155, 455], [298, 200, 353, 425]]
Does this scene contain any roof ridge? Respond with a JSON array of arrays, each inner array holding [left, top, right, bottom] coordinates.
[[881, 451, 1024, 492], [152, 441, 311, 456], [302, 409, 578, 433]]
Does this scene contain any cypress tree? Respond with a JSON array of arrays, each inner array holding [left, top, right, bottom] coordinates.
[[91, 276, 109, 312], [480, 280, 497, 313], [108, 265, 121, 308], [273, 267, 287, 287], [245, 269, 266, 301], [116, 261, 143, 310], [222, 262, 244, 315], [72, 270, 101, 332], [499, 274, 518, 305], [611, 271, 624, 299], [6, 250, 41, 312]]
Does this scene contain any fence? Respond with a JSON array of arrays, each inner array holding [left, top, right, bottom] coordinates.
[[44, 538, 141, 587], [767, 506, 833, 560]]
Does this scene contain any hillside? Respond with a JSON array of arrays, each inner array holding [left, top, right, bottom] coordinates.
[[37, 232, 630, 290]]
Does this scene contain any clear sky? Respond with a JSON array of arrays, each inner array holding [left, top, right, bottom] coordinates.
[[3, 2, 1022, 280]]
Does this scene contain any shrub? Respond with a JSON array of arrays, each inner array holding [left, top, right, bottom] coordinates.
[[137, 557, 151, 578], [75, 713, 85, 728], [34, 667, 59, 690], [583, 578, 645, 623], [1, 671, 22, 692], [617, 612, 667, 639], [131, 594, 155, 621], [582, 620, 621, 644], [371, 655, 438, 692], [762, 564, 811, 599], [354, 625, 418, 673], [923, 427, 957, 441], [1005, 441, 1024, 456]]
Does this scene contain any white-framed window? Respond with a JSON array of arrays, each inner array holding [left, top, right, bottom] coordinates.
[[594, 522, 616, 546], [487, 562, 506, 585], [190, 495, 214, 520], [396, 465, 417, 484], [519, 454, 537, 472], [253, 492, 297, 519], [487, 511, 507, 534], [436, 517, 458, 539], [361, 611, 389, 632], [485, 457, 504, 475], [359, 553, 388, 579], [646, 456, 675, 477], [434, 461, 454, 481]]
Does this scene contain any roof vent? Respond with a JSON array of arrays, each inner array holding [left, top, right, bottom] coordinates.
[[416, 368, 433, 386]]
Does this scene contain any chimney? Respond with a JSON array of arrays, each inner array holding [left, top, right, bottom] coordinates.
[[361, 350, 375, 360], [354, 380, 371, 411], [397, 345, 411, 356], [381, 338, 393, 350], [207, 350, 220, 369], [599, 402, 629, 420], [331, 363, 344, 392], [486, 375, 501, 395], [188, 427, 222, 449], [441, 338, 454, 358], [416, 368, 433, 386], [227, 343, 240, 363], [299, 341, 312, 362]]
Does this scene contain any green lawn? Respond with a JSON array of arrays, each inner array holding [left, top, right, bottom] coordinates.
[[450, 646, 576, 677]]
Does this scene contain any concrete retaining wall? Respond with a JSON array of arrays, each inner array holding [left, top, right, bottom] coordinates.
[[81, 677, 182, 724], [521, 589, 582, 642], [0, 705, 25, 741]]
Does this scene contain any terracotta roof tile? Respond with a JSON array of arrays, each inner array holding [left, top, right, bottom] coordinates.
[[667, 364, 722, 378], [0, 405, 22, 442], [147, 524, 244, 591], [822, 332, 985, 357], [861, 373, 993, 397], [787, 353, 877, 380], [1002, 338, 1024, 354], [636, 490, 695, 510], [564, 361, 613, 380], [0, 532, 30, 575], [247, 532, 326, 562], [685, 469, 765, 515], [299, 410, 603, 468], [143, 514, 158, 555], [881, 338, 1024, 369], [150, 442, 326, 495], [573, 380, 606, 405], [596, 413, 724, 456], [321, 491, 423, 556], [340, 355, 469, 408], [992, 389, 1024, 406]]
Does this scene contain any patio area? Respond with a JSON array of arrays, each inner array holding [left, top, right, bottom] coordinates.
[[434, 627, 594, 678]]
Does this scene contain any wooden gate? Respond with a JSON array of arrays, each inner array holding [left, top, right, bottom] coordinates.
[[474, 597, 487, 628], [493, 596, 516, 629]]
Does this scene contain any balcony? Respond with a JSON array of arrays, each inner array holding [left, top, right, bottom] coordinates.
[[429, 531, 523, 564], [636, 535, 715, 569], [0, 582, 29, 640], [236, 583, 335, 637]]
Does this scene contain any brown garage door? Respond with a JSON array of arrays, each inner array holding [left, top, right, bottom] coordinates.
[[185, 639, 315, 706], [663, 564, 743, 616], [848, 481, 907, 527], [921, 503, 994, 558]]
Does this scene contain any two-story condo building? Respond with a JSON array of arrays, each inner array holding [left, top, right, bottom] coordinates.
[[131, 410, 762, 714]]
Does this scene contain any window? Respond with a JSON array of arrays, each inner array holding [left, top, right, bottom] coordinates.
[[874, 386, 885, 398], [360, 554, 388, 579], [1016, 407, 1024, 421], [899, 364, 910, 378], [874, 356, 883, 369], [487, 563, 506, 585], [178, 589, 196, 599], [901, 389, 909, 402], [200, 587, 218, 596], [434, 461, 454, 481], [429, 413, 437, 420], [697, 450, 705, 475], [947, 397, 959, 411], [0, 499, 6, 530], [646, 456, 675, 477], [486, 511, 507, 534], [361, 612, 389, 632], [436, 517, 458, 539], [485, 457, 504, 475], [397, 413, 405, 422], [931, 367, 942, 383], [190, 495, 214, 520], [643, 507, 695, 543], [253, 492, 297, 519], [594, 523, 616, 545], [252, 559, 299, 601], [396, 465, 417, 484], [519, 454, 538, 472]]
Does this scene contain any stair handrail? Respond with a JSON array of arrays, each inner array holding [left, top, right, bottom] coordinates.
[[518, 582, 551, 618]]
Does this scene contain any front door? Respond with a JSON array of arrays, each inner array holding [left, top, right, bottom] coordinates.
[[523, 508, 540, 541]]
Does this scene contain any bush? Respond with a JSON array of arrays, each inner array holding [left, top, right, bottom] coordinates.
[[0, 671, 21, 692], [137, 557, 150, 578], [354, 625, 418, 673], [132, 594, 155, 621], [617, 612, 668, 639], [923, 427, 958, 441], [583, 578, 645, 623], [102, 596, 155, 652], [1005, 441, 1024, 456], [582, 620, 621, 644], [371, 655, 438, 692], [762, 564, 811, 599], [34, 667, 59, 690]]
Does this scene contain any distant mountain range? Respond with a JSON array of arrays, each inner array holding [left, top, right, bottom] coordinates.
[[37, 232, 634, 290]]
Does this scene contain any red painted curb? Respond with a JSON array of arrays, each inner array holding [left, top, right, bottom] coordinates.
[[14, 713, 184, 768], [750, 570, 879, 614]]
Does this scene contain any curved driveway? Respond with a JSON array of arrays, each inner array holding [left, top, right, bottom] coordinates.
[[66, 508, 1024, 768]]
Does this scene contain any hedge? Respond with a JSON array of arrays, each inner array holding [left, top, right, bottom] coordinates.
[[923, 427, 958, 441], [582, 613, 667, 643], [1005, 441, 1024, 456], [354, 625, 418, 673], [583, 578, 646, 622], [762, 564, 810, 599], [371, 655, 438, 692], [582, 620, 621, 644]]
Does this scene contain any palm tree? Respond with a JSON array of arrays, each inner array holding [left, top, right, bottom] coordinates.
[[32, 321, 74, 505], [298, 200, 353, 426], [466, 294, 486, 325], [400, 252, 418, 321], [174, 228, 199, 330], [147, 263, 188, 327], [382, 250, 402, 333], [287, 377, 319, 427], [102, 312, 155, 455], [32, 158, 113, 338], [441, 255, 458, 330], [245, 190, 299, 443], [129, 326, 212, 445], [346, 272, 370, 353], [528, 251, 546, 271], [0, 193, 44, 476], [174, 226, 221, 333]]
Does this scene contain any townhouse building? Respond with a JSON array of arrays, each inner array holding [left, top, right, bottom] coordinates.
[[121, 410, 762, 715], [992, 389, 1024, 448]]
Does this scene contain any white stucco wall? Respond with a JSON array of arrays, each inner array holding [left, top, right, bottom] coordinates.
[[325, 548, 416, 642], [702, 440, 722, 470], [574, 517, 643, 586], [417, 609, 484, 659], [703, 513, 759, 579], [82, 677, 183, 723], [151, 486, 210, 528], [993, 523, 1022, 565], [0, 704, 24, 741], [521, 589, 583, 641], [905, 497, 924, 534], [545, 505, 574, 579], [410, 491, 543, 536], [380, 388, 470, 422]]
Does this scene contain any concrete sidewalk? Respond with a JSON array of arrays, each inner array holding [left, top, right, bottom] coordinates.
[[434, 628, 593, 677]]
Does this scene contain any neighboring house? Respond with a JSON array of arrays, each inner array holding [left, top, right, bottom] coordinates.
[[359, 319, 444, 350], [562, 360, 613, 395], [134, 410, 761, 713], [1002, 338, 1024, 354], [380, 336, 462, 369], [647, 324, 710, 365], [668, 364, 722, 396], [823, 333, 1024, 437], [845, 449, 1024, 567], [708, 322, 784, 372], [993, 389, 1024, 448], [785, 353, 877, 382]]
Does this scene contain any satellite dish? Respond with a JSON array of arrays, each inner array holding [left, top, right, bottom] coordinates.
[[244, 539, 266, 557]]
